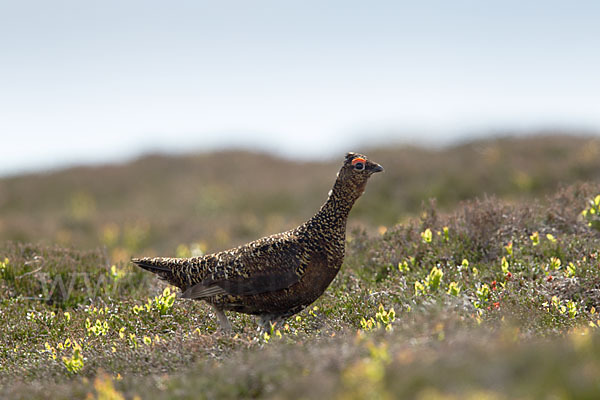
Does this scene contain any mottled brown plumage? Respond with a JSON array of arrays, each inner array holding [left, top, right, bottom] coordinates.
[[132, 152, 383, 331]]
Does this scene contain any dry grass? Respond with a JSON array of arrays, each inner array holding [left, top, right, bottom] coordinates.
[[2, 134, 600, 398]]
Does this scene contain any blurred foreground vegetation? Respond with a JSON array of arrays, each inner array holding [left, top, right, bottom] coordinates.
[[2, 134, 600, 398]]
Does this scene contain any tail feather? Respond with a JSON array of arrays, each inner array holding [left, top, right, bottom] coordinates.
[[131, 258, 181, 287], [131, 257, 172, 274], [131, 256, 195, 291]]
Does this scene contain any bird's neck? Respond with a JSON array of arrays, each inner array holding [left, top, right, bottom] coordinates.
[[304, 175, 363, 233]]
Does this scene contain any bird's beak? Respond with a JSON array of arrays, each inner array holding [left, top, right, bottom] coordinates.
[[371, 163, 384, 173]]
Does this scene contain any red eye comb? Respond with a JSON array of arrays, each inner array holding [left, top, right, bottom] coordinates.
[[352, 157, 366, 166]]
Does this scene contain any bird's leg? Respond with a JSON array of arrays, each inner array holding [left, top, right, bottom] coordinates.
[[211, 305, 232, 332], [257, 315, 284, 334], [257, 316, 272, 333]]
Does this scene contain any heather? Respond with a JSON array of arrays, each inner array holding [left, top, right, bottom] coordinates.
[[2, 135, 600, 399]]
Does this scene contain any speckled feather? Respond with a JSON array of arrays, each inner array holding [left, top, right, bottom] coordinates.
[[132, 152, 383, 329]]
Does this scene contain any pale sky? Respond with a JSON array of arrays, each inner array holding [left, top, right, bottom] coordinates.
[[1, 1, 599, 175]]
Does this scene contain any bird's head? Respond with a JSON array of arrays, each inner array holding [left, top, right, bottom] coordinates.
[[335, 152, 384, 197], [343, 152, 384, 175]]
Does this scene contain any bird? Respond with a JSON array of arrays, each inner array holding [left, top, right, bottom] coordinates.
[[132, 152, 383, 331]]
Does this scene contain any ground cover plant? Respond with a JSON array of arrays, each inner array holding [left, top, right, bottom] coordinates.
[[2, 135, 600, 398], [2, 134, 600, 255]]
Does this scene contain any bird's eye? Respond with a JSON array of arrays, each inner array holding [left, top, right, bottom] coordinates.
[[352, 158, 366, 171]]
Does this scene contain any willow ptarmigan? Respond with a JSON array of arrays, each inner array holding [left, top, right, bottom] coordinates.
[[132, 152, 383, 331]]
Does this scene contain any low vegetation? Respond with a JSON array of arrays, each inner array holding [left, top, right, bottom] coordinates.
[[2, 134, 600, 255], [2, 135, 600, 398]]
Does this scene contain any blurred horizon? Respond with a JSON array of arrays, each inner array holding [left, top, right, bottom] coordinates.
[[2, 128, 600, 178], [2, 0, 599, 176]]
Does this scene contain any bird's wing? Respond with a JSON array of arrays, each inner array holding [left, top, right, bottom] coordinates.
[[180, 283, 228, 298], [181, 235, 309, 299], [180, 269, 302, 299]]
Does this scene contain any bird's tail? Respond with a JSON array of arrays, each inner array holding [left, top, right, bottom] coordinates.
[[131, 257, 181, 287]]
